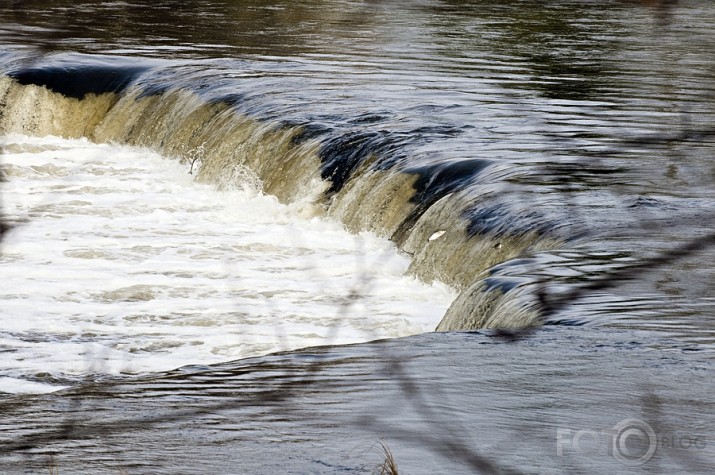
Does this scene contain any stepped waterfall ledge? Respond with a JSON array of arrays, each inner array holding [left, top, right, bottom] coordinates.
[[0, 61, 564, 330], [1, 2, 714, 473]]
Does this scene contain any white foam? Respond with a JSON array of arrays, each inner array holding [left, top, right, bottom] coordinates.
[[0, 134, 455, 393], [0, 377, 68, 395]]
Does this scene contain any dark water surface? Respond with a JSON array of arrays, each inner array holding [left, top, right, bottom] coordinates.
[[1, 0, 714, 472], [0, 329, 713, 473]]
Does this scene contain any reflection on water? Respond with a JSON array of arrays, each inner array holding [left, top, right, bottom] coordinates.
[[0, 328, 713, 473], [0, 0, 712, 369], [0, 0, 714, 472]]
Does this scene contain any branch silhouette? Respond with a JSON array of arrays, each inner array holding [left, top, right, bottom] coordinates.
[[1, 2, 713, 473]]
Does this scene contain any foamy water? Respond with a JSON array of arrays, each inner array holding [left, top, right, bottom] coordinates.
[[0, 134, 454, 394]]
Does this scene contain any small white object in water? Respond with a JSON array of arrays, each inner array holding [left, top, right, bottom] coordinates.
[[428, 230, 446, 241]]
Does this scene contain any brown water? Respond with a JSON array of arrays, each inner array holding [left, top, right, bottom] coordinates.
[[0, 0, 714, 472]]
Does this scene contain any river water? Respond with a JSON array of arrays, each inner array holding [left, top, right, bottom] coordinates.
[[0, 134, 453, 392], [0, 0, 713, 473]]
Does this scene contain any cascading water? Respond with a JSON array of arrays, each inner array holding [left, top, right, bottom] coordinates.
[[0, 1, 714, 472], [0, 132, 454, 393], [0, 63, 568, 336]]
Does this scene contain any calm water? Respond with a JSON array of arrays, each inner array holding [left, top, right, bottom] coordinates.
[[0, 0, 714, 472]]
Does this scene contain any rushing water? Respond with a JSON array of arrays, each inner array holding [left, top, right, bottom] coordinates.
[[0, 134, 452, 393], [0, 0, 714, 472]]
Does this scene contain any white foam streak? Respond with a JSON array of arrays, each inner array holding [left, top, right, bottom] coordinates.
[[0, 135, 454, 393]]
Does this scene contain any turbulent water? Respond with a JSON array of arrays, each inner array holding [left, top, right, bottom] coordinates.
[[0, 134, 452, 393], [0, 0, 714, 473]]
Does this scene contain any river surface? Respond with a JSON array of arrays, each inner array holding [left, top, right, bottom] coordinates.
[[0, 0, 714, 473], [0, 134, 453, 392]]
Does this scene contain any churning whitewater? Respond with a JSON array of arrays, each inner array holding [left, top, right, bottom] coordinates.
[[0, 134, 454, 394]]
